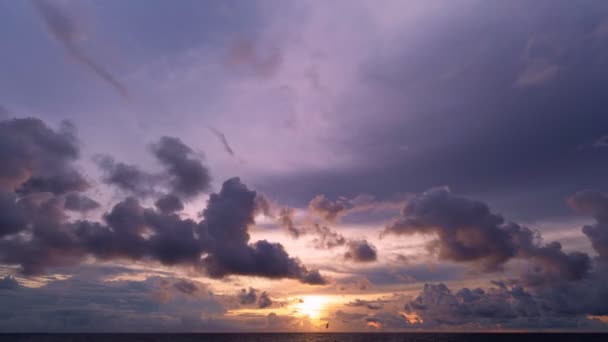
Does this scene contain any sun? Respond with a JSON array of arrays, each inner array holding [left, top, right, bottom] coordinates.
[[295, 295, 329, 319]]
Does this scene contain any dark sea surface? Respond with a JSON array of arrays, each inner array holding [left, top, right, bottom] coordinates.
[[0, 334, 607, 342]]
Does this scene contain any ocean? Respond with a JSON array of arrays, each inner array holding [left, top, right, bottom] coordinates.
[[0, 334, 606, 342]]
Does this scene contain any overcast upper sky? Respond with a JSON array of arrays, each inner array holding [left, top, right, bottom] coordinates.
[[2, 0, 608, 332]]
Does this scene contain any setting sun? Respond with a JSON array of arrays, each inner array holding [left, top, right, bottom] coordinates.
[[295, 296, 330, 319]]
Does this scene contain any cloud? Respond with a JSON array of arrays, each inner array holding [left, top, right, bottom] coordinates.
[[404, 283, 532, 327], [345, 299, 384, 310], [278, 207, 300, 238], [172, 279, 198, 295], [97, 136, 211, 201], [383, 187, 591, 279], [64, 193, 100, 212], [0, 117, 325, 284], [0, 117, 85, 194], [151, 136, 211, 199], [344, 240, 378, 263], [0, 276, 19, 290], [208, 127, 235, 157], [0, 191, 26, 238], [258, 291, 272, 308], [238, 287, 257, 305], [96, 155, 157, 198], [403, 275, 608, 330], [31, 0, 129, 99], [569, 190, 608, 261], [308, 195, 347, 222], [154, 194, 184, 214], [199, 177, 326, 284]]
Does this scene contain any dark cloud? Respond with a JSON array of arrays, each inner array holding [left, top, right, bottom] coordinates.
[[383, 188, 591, 280], [172, 279, 198, 295], [403, 275, 608, 330], [0, 116, 324, 284], [238, 287, 257, 305], [97, 136, 211, 201], [344, 240, 378, 263], [0, 276, 19, 290], [518, 241, 591, 286], [404, 283, 531, 327], [151, 136, 211, 199], [64, 193, 100, 212], [208, 127, 235, 157], [569, 190, 608, 262], [383, 187, 517, 271], [154, 194, 184, 214], [258, 291, 272, 308], [0, 117, 84, 193], [0, 191, 26, 238], [16, 170, 88, 196], [31, 0, 129, 99], [199, 178, 326, 284], [95, 155, 157, 197]]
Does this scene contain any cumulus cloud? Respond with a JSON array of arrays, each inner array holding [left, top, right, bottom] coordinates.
[[383, 188, 591, 279], [31, 0, 129, 99], [198, 178, 325, 284], [151, 136, 211, 199], [0, 117, 85, 194], [344, 240, 378, 263], [403, 274, 608, 330], [97, 136, 211, 201], [0, 117, 325, 284], [96, 156, 157, 197], [154, 194, 184, 214]]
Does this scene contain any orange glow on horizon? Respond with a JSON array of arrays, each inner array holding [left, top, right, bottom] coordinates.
[[367, 321, 382, 329], [588, 315, 608, 323]]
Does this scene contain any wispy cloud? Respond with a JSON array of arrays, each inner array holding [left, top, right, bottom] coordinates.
[[208, 126, 236, 157], [31, 0, 129, 99]]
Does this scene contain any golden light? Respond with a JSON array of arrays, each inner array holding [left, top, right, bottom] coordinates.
[[367, 321, 382, 329], [401, 311, 423, 324], [588, 315, 608, 323], [295, 295, 330, 319]]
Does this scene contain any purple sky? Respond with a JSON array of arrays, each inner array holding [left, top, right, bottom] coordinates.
[[2, 0, 608, 332]]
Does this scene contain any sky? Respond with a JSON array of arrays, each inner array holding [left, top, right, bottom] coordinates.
[[2, 0, 608, 332]]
